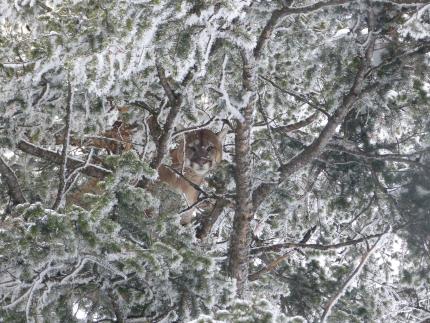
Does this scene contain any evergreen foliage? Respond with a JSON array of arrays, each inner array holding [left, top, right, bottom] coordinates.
[[1, 0, 430, 322]]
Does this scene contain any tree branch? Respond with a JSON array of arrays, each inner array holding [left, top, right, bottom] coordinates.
[[149, 63, 182, 171], [375, 0, 430, 5], [273, 113, 319, 133], [195, 198, 231, 240], [327, 144, 428, 169], [252, 10, 377, 210], [254, 0, 350, 59], [0, 156, 27, 205], [164, 165, 210, 199], [259, 75, 330, 117], [172, 116, 217, 139], [320, 234, 385, 322], [52, 82, 73, 210], [16, 140, 111, 179], [250, 232, 385, 255], [249, 252, 290, 282], [227, 51, 256, 296]]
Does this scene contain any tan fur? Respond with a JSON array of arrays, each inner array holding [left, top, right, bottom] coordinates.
[[65, 124, 226, 226], [158, 129, 226, 224]]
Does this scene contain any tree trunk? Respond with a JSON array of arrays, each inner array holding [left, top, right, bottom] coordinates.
[[227, 52, 255, 296], [228, 104, 254, 296]]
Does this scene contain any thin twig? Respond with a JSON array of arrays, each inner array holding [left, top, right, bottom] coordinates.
[[259, 75, 330, 117], [52, 81, 73, 210], [250, 232, 385, 255], [257, 92, 283, 166], [171, 116, 217, 139], [320, 234, 386, 322], [148, 63, 182, 171], [164, 165, 210, 198]]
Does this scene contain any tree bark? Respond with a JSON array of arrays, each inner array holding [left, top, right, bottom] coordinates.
[[149, 63, 182, 170], [252, 22, 377, 210], [16, 140, 111, 179], [227, 52, 255, 296], [0, 156, 27, 205]]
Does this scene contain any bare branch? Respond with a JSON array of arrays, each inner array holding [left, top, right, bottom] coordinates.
[[156, 63, 178, 104], [177, 197, 209, 215], [327, 144, 428, 169], [0, 156, 27, 205], [195, 198, 231, 240], [62, 149, 95, 198], [375, 0, 430, 6], [163, 165, 221, 200], [250, 232, 385, 255], [83, 135, 146, 148], [259, 75, 330, 117], [16, 140, 111, 179], [254, 0, 350, 59], [273, 113, 319, 133], [249, 226, 316, 281], [172, 116, 217, 139], [127, 100, 158, 116], [249, 253, 290, 281], [320, 234, 385, 322], [53, 82, 73, 210]]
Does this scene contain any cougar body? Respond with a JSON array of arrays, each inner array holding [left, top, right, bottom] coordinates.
[[158, 129, 226, 224]]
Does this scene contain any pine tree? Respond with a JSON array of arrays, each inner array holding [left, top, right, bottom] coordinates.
[[1, 0, 430, 322]]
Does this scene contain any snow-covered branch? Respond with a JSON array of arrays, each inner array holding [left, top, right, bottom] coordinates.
[[250, 232, 387, 255], [252, 6, 378, 210], [16, 140, 112, 179], [254, 0, 350, 59], [320, 234, 386, 322], [52, 82, 73, 210], [148, 63, 183, 171]]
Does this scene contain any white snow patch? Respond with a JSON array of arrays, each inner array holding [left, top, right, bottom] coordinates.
[[73, 302, 87, 320], [334, 28, 349, 37], [416, 185, 430, 197]]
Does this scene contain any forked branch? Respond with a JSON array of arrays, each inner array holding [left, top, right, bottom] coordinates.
[[149, 63, 183, 171]]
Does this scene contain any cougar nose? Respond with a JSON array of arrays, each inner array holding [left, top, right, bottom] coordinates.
[[196, 159, 206, 166]]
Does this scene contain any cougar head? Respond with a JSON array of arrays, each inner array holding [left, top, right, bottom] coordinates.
[[178, 128, 227, 175]]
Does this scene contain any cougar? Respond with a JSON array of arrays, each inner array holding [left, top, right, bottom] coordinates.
[[158, 128, 227, 224]]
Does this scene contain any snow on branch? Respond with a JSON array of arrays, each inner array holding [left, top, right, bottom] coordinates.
[[218, 55, 245, 122], [258, 75, 330, 117], [254, 0, 350, 59], [251, 5, 378, 210], [327, 143, 429, 170], [52, 81, 73, 210], [250, 232, 387, 255], [227, 49, 256, 297], [320, 234, 387, 322], [16, 140, 112, 179], [148, 63, 183, 171]]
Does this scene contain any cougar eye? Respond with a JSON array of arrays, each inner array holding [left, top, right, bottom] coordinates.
[[207, 146, 214, 152]]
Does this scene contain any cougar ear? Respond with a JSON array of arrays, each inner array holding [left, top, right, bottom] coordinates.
[[217, 127, 229, 142]]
